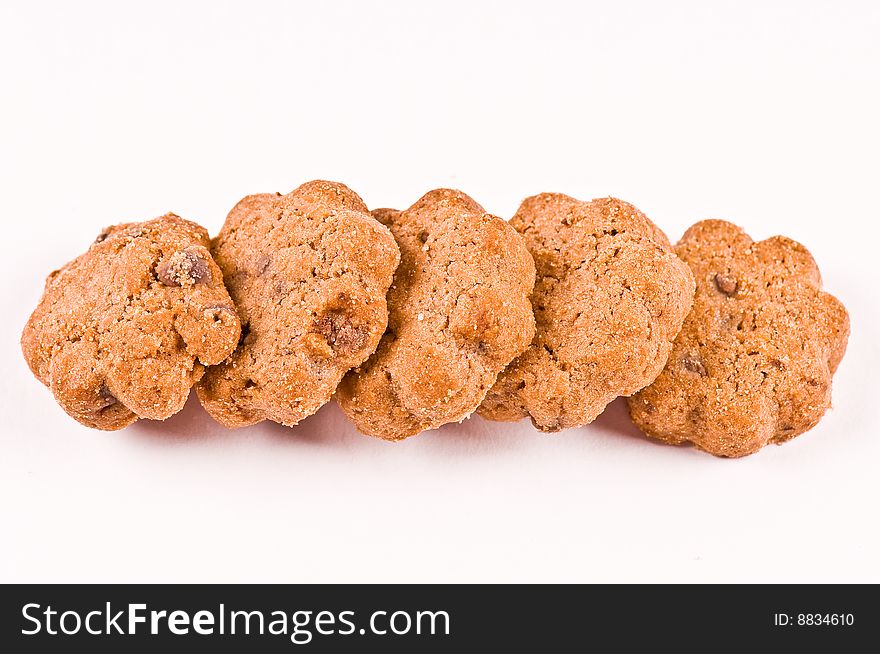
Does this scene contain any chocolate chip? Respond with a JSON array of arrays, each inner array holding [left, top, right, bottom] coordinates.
[[94, 229, 111, 244], [531, 416, 561, 432], [157, 248, 210, 286], [311, 309, 368, 355], [681, 354, 707, 376], [418, 231, 429, 243], [714, 273, 737, 296], [770, 358, 787, 371], [256, 254, 272, 275]]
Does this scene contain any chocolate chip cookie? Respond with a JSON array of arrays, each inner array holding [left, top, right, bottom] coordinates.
[[196, 181, 399, 428], [478, 193, 695, 431], [627, 220, 850, 457], [21, 214, 241, 430], [335, 189, 536, 440]]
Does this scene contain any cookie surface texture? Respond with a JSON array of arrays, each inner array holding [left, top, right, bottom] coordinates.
[[627, 220, 849, 457], [336, 189, 536, 440], [196, 181, 399, 428], [478, 193, 695, 431], [21, 214, 241, 430]]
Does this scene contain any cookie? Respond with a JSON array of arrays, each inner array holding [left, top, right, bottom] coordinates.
[[21, 214, 241, 430], [196, 181, 399, 428], [627, 220, 850, 457], [335, 189, 536, 441], [478, 193, 695, 431]]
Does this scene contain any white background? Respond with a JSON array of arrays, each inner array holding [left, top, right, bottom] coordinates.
[[1, 0, 878, 583]]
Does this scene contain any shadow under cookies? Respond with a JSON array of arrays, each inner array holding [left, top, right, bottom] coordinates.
[[125, 394, 229, 442], [122, 391, 699, 458], [590, 397, 647, 442]]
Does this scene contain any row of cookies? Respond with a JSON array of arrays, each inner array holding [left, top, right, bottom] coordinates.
[[21, 181, 849, 457]]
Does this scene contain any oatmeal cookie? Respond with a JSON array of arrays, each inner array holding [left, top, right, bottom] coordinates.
[[21, 214, 241, 430], [627, 220, 850, 457], [336, 189, 536, 440], [196, 181, 399, 428], [478, 193, 695, 431]]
